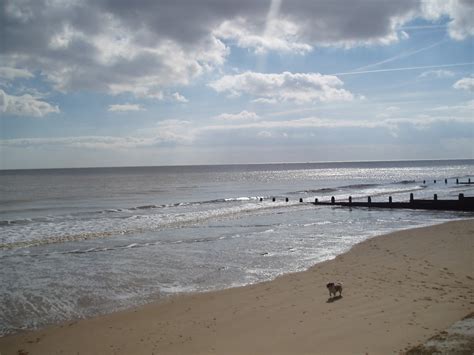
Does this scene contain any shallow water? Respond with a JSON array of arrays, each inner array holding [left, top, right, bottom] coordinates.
[[1, 160, 473, 335]]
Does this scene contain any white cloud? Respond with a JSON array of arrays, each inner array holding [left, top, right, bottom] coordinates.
[[0, 136, 153, 149], [418, 69, 455, 78], [383, 115, 474, 129], [453, 77, 474, 91], [136, 120, 195, 145], [215, 110, 260, 121], [2, 0, 472, 102], [172, 92, 189, 103], [376, 106, 401, 118], [3, 2, 230, 99], [0, 123, 194, 149], [252, 98, 278, 104], [421, 0, 474, 40], [431, 99, 474, 112], [1, 0, 472, 107], [204, 117, 382, 132], [209, 71, 354, 104], [2, 113, 472, 152], [257, 130, 273, 138], [0, 67, 34, 81], [0, 89, 59, 117], [107, 103, 145, 112], [44, 36, 228, 99], [215, 17, 312, 54]]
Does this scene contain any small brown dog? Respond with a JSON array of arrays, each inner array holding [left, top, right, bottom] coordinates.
[[326, 282, 343, 298]]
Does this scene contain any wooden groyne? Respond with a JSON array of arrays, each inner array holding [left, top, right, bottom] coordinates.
[[260, 177, 473, 211], [309, 177, 474, 211], [313, 194, 474, 212]]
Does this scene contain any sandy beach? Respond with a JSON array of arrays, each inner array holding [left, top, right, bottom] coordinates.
[[1, 219, 473, 354]]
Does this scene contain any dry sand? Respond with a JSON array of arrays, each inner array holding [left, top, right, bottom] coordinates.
[[1, 219, 473, 355]]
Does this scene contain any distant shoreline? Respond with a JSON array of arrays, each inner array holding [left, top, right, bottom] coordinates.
[[2, 219, 472, 354]]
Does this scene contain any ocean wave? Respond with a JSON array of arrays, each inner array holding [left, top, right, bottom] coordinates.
[[224, 196, 261, 202], [0, 218, 32, 226], [0, 194, 298, 228], [132, 204, 160, 210], [289, 187, 337, 195], [0, 201, 308, 250], [1, 231, 258, 258], [340, 183, 379, 190], [397, 180, 416, 185]]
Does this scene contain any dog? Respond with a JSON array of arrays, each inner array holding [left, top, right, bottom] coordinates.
[[326, 282, 343, 298]]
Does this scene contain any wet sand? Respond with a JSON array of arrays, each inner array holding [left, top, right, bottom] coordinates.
[[1, 219, 473, 354]]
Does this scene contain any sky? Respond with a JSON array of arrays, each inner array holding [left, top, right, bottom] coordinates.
[[0, 0, 473, 169]]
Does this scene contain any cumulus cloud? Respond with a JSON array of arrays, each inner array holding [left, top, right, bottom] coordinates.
[[453, 77, 474, 92], [0, 89, 59, 117], [1, 0, 472, 101], [421, 0, 474, 40], [215, 110, 260, 121], [214, 17, 312, 54], [2, 0, 231, 98], [209, 71, 354, 103], [107, 104, 145, 112]]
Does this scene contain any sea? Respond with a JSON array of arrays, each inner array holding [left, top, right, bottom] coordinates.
[[1, 160, 473, 336]]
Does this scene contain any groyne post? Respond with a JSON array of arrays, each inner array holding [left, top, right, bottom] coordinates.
[[389, 196, 392, 204], [423, 180, 426, 184], [445, 178, 447, 184], [456, 178, 459, 184], [434, 180, 437, 184], [349, 196, 352, 205], [410, 193, 414, 203]]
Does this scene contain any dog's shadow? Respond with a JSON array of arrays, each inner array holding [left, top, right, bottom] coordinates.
[[326, 295, 343, 303]]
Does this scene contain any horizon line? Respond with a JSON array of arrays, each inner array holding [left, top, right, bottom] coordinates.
[[1, 158, 473, 172]]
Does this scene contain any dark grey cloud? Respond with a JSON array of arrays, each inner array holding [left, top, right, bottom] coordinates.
[[94, 0, 268, 45], [1, 0, 471, 97], [280, 0, 420, 45]]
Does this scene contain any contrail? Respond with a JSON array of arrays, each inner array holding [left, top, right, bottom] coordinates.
[[352, 40, 446, 72], [331, 62, 474, 76]]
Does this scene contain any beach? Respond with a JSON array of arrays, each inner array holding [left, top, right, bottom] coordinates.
[[1, 219, 472, 354]]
